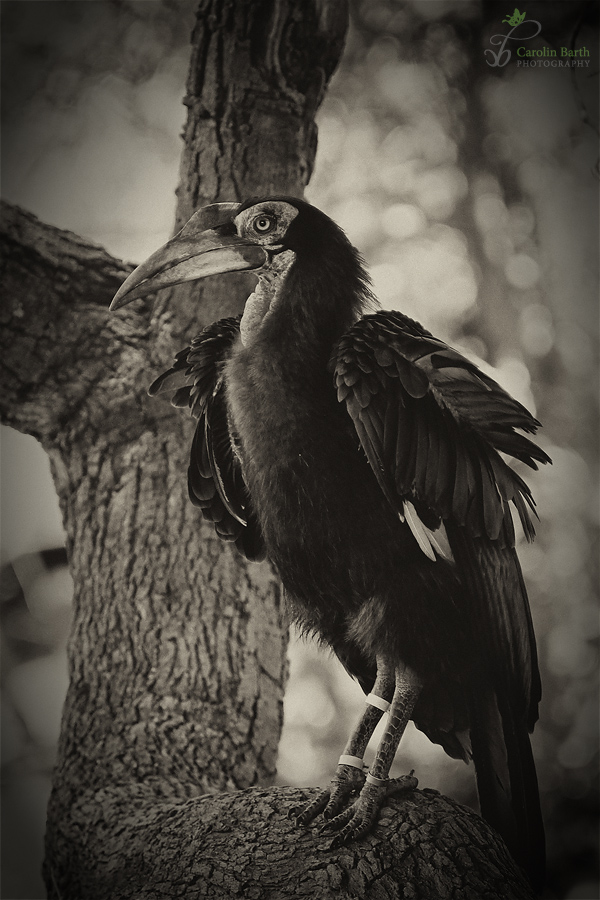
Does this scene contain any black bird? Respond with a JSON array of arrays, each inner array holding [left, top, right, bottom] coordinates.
[[111, 197, 548, 889]]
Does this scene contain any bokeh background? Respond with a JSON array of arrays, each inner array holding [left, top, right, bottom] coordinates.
[[1, 1, 598, 898]]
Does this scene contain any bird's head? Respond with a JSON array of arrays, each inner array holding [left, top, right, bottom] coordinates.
[[111, 197, 372, 347], [111, 197, 368, 304]]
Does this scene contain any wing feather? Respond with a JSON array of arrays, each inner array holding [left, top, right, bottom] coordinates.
[[149, 316, 265, 561], [333, 311, 550, 550], [332, 311, 549, 714], [335, 310, 548, 888]]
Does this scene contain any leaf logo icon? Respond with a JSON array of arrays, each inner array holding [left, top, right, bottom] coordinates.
[[502, 8, 527, 26]]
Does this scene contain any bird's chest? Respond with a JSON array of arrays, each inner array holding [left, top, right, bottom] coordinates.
[[224, 340, 378, 560]]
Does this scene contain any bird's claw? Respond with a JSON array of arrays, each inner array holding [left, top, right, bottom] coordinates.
[[386, 771, 419, 797], [320, 780, 388, 847], [322, 773, 419, 848], [295, 789, 331, 826], [296, 764, 365, 827]]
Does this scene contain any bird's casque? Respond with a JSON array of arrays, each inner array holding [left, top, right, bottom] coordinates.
[[111, 196, 549, 890]]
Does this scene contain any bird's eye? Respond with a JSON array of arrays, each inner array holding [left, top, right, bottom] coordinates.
[[253, 214, 275, 234]]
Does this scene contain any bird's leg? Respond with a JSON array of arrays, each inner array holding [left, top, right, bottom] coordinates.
[[296, 655, 396, 826], [322, 662, 422, 847]]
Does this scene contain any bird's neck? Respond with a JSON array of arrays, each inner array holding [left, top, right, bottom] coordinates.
[[226, 248, 371, 487], [239, 248, 370, 375], [239, 250, 296, 348]]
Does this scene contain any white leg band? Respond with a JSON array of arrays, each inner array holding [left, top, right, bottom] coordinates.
[[366, 772, 388, 786], [338, 755, 365, 769], [366, 693, 391, 713]]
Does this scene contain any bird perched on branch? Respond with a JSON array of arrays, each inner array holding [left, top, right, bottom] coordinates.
[[111, 197, 549, 890]]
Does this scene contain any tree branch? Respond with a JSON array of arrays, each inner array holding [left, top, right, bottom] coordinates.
[[0, 201, 152, 444], [44, 786, 535, 899]]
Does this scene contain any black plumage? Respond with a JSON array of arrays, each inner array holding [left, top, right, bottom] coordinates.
[[111, 196, 549, 890]]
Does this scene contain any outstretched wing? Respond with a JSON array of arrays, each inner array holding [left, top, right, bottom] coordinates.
[[149, 316, 265, 561]]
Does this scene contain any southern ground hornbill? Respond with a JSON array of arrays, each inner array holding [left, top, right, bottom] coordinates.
[[111, 197, 549, 889]]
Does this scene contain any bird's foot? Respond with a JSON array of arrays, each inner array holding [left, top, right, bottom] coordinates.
[[296, 763, 366, 827], [320, 772, 418, 849]]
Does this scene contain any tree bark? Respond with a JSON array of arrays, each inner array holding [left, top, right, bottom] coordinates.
[[0, 2, 537, 897]]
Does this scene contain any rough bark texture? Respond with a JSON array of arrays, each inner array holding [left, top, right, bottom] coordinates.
[[42, 785, 535, 900], [166, 0, 349, 342], [0, 1, 537, 897]]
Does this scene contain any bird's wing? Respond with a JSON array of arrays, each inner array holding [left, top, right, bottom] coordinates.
[[331, 309, 549, 711], [333, 310, 548, 886], [149, 316, 265, 561], [332, 310, 550, 550]]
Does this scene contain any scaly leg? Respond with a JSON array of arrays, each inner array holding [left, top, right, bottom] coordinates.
[[322, 662, 422, 847], [297, 655, 396, 826]]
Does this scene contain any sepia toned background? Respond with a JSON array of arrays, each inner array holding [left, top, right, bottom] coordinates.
[[1, 1, 598, 898]]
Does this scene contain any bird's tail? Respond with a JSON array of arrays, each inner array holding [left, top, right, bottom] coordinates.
[[469, 683, 546, 894]]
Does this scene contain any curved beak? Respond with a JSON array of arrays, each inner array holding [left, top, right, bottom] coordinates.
[[110, 202, 267, 310]]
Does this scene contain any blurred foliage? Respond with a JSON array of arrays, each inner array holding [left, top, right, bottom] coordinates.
[[1, 0, 197, 261], [1, 1, 598, 899]]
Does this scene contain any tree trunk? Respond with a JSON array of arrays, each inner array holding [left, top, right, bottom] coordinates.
[[0, 2, 537, 897]]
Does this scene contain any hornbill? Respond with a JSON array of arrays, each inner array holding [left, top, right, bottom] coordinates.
[[111, 197, 549, 890]]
